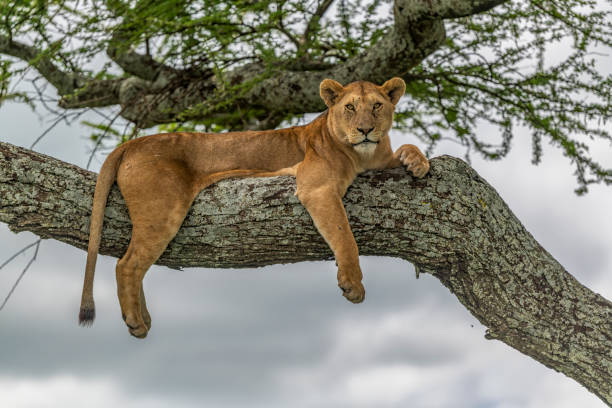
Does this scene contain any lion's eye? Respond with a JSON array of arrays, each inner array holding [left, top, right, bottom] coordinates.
[[345, 104, 355, 111], [373, 102, 382, 110]]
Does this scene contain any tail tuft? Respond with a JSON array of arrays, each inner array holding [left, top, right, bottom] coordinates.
[[79, 306, 95, 327]]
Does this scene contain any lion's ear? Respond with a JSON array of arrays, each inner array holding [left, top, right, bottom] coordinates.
[[320, 79, 344, 107], [381, 77, 406, 105]]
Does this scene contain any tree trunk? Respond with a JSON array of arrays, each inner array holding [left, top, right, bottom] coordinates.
[[0, 141, 610, 405]]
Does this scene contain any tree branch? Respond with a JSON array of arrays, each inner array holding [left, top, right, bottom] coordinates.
[[0, 34, 122, 109], [106, 29, 180, 82], [57, 78, 123, 109], [395, 0, 509, 21], [0, 0, 512, 129], [301, 0, 335, 47], [0, 140, 610, 404], [112, 1, 450, 128], [275, 6, 301, 50], [0, 34, 80, 94]]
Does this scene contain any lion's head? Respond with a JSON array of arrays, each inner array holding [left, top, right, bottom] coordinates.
[[319, 77, 406, 156]]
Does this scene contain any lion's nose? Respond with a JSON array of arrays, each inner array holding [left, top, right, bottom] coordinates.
[[357, 127, 374, 136]]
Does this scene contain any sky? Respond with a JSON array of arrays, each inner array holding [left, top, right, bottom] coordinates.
[[1, 16, 612, 408]]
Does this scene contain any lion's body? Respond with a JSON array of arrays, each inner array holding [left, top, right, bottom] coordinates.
[[80, 78, 430, 338]]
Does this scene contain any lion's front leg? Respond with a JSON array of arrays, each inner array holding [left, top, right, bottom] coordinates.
[[389, 144, 430, 178], [296, 180, 365, 304]]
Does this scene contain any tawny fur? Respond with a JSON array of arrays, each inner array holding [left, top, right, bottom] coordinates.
[[80, 77, 430, 338]]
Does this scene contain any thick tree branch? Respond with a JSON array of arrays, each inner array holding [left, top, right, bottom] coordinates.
[[112, 3, 449, 128], [0, 141, 610, 404], [395, 0, 509, 20], [0, 0, 511, 129], [0, 34, 81, 94], [226, 16, 447, 115], [0, 34, 122, 108], [57, 78, 122, 109], [106, 29, 181, 82]]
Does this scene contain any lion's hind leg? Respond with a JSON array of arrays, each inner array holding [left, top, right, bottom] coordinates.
[[116, 218, 187, 338], [117, 163, 198, 338]]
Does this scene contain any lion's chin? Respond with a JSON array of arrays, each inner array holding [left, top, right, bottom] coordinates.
[[353, 142, 378, 157]]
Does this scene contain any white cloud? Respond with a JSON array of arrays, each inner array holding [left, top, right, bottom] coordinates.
[[0, 375, 182, 408]]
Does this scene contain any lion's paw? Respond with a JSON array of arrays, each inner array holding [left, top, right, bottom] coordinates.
[[128, 322, 148, 339], [395, 144, 430, 178], [338, 279, 365, 303], [123, 314, 149, 339]]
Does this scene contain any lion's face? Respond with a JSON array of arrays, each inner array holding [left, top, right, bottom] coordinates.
[[320, 78, 406, 157]]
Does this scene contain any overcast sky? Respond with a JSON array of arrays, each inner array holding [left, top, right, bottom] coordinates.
[[1, 30, 611, 408]]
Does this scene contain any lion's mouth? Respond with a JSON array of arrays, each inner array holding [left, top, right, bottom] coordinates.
[[352, 138, 379, 146]]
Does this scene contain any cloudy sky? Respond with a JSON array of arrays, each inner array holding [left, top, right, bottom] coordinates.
[[1, 30, 611, 408]]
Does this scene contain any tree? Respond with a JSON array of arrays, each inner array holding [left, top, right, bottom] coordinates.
[[0, 0, 611, 405]]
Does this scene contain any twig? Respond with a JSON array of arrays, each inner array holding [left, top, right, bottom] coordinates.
[[29, 114, 67, 149], [0, 240, 39, 270], [91, 107, 114, 122], [29, 109, 88, 149], [0, 239, 41, 312], [32, 78, 63, 116], [301, 0, 335, 47], [86, 109, 121, 169]]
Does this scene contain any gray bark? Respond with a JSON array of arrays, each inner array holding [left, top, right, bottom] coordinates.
[[0, 141, 610, 405]]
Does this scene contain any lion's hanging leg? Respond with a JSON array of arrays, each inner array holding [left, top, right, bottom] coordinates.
[[297, 188, 365, 303], [116, 162, 198, 338], [295, 159, 364, 303], [115, 226, 177, 338], [116, 241, 151, 338]]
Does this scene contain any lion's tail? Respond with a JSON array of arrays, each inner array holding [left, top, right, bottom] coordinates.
[[79, 146, 126, 327]]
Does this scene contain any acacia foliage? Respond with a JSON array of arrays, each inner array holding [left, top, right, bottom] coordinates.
[[0, 0, 611, 192]]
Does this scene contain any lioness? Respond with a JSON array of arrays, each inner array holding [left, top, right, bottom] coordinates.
[[79, 77, 430, 338]]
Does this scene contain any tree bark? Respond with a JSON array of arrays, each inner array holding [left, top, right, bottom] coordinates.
[[0, 141, 610, 404]]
